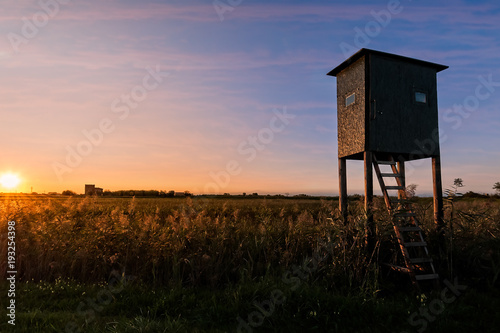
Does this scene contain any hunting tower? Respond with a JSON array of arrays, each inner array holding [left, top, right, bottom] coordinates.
[[327, 49, 448, 286]]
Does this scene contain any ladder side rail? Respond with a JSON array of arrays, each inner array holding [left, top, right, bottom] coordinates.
[[373, 158, 393, 211]]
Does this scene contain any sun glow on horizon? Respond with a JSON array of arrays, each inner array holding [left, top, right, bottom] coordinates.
[[0, 173, 21, 190]]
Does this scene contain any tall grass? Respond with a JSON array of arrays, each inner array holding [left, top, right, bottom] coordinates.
[[1, 195, 499, 290]]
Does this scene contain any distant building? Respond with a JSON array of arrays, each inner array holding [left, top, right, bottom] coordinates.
[[85, 184, 103, 196], [85, 184, 94, 195]]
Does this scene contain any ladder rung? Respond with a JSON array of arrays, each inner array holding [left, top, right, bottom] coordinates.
[[380, 173, 401, 177], [410, 258, 433, 264], [404, 241, 427, 247], [399, 226, 421, 232], [377, 160, 396, 165], [415, 274, 439, 281], [386, 186, 405, 190]]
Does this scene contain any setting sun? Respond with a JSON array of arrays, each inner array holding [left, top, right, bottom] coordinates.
[[0, 173, 21, 190]]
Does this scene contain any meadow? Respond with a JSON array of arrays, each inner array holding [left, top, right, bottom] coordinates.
[[1, 194, 499, 332]]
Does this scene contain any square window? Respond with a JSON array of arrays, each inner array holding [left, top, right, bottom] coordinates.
[[346, 93, 355, 107], [415, 91, 427, 104]]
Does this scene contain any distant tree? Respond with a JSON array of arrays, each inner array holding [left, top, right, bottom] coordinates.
[[405, 184, 418, 199], [62, 190, 76, 196], [445, 178, 464, 199], [349, 194, 362, 201], [143, 190, 159, 197], [454, 178, 464, 188], [463, 191, 488, 199], [493, 182, 500, 195]]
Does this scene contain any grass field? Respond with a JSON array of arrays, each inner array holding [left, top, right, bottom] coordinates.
[[1, 195, 499, 332]]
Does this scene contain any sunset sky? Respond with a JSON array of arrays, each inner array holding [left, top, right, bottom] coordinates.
[[1, 0, 499, 195]]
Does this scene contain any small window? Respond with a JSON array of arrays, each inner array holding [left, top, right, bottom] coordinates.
[[346, 93, 355, 107], [415, 91, 427, 104]]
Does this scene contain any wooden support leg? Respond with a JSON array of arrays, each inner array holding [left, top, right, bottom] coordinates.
[[364, 152, 374, 250], [397, 160, 405, 201], [339, 158, 348, 224], [432, 156, 445, 238]]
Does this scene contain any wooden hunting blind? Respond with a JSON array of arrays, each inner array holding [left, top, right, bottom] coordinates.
[[327, 49, 448, 287], [328, 48, 448, 160]]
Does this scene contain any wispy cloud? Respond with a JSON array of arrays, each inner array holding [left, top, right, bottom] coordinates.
[[4, 1, 494, 25]]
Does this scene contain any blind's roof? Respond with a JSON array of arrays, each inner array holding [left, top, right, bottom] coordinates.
[[327, 48, 448, 77]]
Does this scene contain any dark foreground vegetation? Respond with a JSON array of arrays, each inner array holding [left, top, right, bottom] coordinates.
[[1, 195, 499, 332]]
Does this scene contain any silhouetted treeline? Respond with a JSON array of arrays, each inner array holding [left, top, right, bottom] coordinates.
[[102, 190, 191, 197]]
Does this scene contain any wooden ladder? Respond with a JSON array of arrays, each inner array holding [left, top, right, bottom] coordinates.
[[373, 155, 439, 288]]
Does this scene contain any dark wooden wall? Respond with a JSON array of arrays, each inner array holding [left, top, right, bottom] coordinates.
[[368, 54, 440, 157]]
